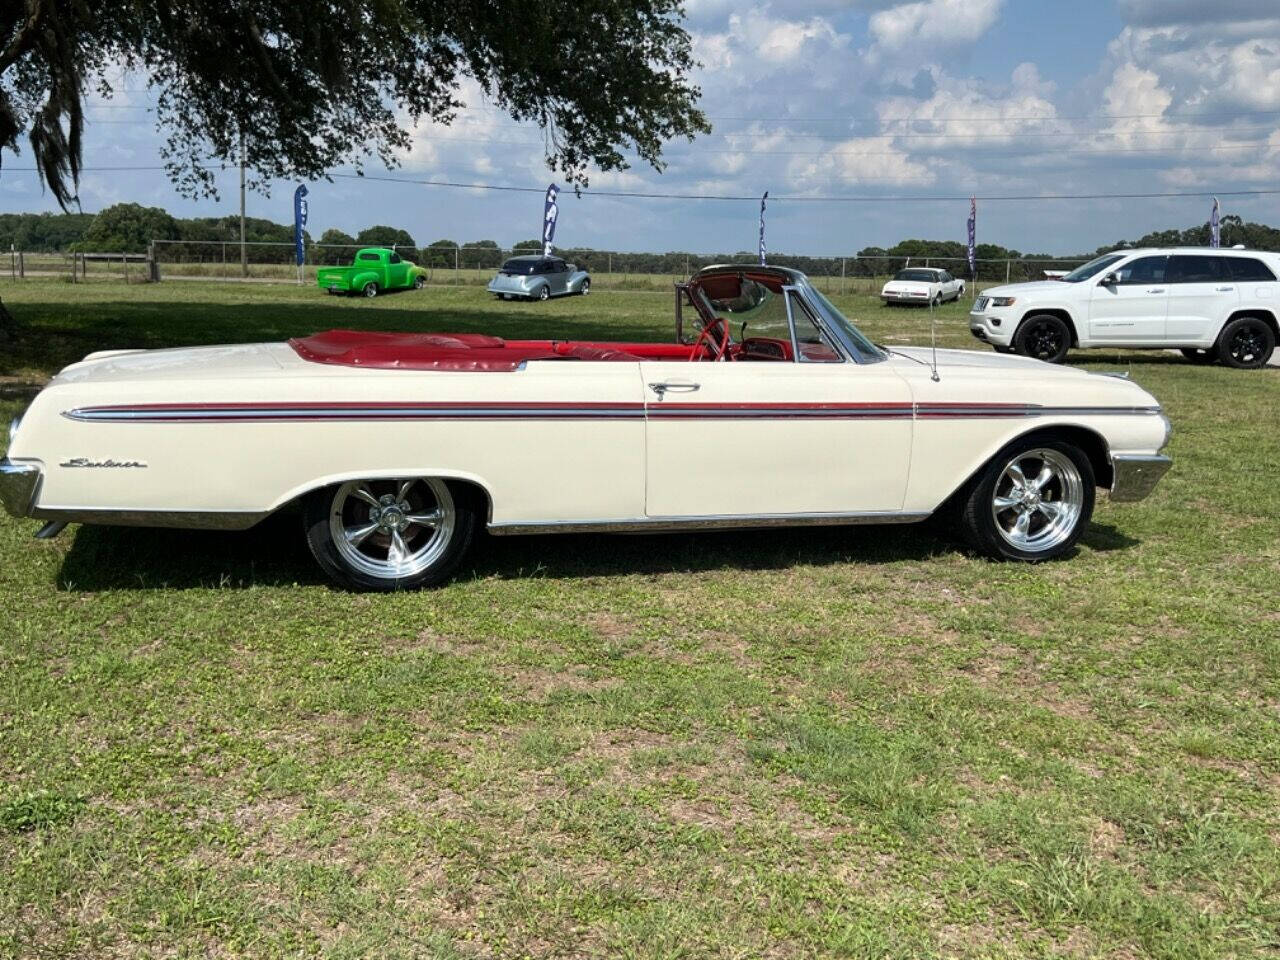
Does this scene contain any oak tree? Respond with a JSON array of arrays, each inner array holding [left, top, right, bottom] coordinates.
[[1, 0, 709, 209]]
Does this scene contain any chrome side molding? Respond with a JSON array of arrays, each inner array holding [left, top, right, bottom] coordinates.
[[488, 510, 931, 536]]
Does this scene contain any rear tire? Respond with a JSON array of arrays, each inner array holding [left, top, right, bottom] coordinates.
[[1014, 314, 1071, 364], [363, 282, 379, 299], [537, 285, 550, 301], [958, 438, 1095, 562], [580, 279, 591, 296], [1180, 347, 1216, 365], [1216, 316, 1275, 369], [412, 276, 425, 290], [303, 478, 476, 591]]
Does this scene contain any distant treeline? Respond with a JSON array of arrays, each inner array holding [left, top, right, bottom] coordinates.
[[3, 204, 1277, 280]]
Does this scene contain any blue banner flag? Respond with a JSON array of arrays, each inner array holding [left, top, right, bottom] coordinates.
[[293, 184, 309, 267], [1210, 196, 1220, 248], [758, 191, 768, 266], [542, 183, 560, 255], [967, 196, 976, 279]]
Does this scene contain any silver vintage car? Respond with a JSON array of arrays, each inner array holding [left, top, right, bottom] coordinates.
[[487, 255, 591, 301]]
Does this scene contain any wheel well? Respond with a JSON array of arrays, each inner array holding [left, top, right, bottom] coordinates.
[[445, 478, 494, 524], [275, 475, 496, 524], [1224, 309, 1278, 341], [1016, 309, 1078, 347], [941, 424, 1113, 514]]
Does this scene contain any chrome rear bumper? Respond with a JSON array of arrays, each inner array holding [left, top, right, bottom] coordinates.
[[1109, 454, 1172, 502], [0, 458, 42, 518]]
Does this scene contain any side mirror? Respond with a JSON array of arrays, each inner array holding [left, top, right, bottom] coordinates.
[[1101, 272, 1118, 286]]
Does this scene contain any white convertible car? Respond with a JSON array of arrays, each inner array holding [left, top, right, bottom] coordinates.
[[881, 267, 966, 306], [1, 265, 1172, 590]]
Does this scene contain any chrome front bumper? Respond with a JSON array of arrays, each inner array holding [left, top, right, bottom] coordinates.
[[0, 458, 42, 518], [1109, 454, 1172, 502]]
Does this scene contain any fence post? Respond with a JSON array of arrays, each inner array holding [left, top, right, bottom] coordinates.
[[454, 246, 459, 285], [1005, 259, 1011, 285], [17, 251, 23, 279], [840, 257, 846, 296]]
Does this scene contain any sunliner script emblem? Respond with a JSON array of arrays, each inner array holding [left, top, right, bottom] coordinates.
[[59, 457, 147, 469]]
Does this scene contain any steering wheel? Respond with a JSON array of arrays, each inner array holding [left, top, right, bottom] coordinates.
[[690, 318, 731, 361]]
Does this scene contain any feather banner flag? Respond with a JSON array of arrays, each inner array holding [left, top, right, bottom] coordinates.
[[1210, 196, 1221, 248], [758, 191, 769, 266], [967, 195, 976, 279], [293, 184, 309, 267], [542, 184, 560, 256]]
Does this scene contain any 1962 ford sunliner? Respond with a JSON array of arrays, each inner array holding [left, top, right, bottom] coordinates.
[[1, 265, 1172, 590]]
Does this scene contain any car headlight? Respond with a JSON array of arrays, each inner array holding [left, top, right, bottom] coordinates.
[[990, 297, 1017, 307]]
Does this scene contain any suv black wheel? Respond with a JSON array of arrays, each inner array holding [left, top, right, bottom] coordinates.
[[1014, 314, 1071, 364], [1216, 316, 1275, 369]]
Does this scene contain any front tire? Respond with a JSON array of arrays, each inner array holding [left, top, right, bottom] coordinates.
[[1216, 316, 1275, 369], [303, 478, 476, 591], [363, 282, 379, 299], [958, 439, 1095, 562], [537, 285, 550, 301], [412, 276, 426, 290], [1014, 314, 1071, 364]]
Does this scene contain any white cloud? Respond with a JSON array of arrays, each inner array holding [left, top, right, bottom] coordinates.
[[868, 0, 1004, 50], [1117, 0, 1279, 27]]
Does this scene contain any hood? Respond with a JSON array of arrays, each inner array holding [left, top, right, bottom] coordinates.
[[51, 342, 292, 385], [980, 280, 1073, 298], [884, 346, 1161, 407], [885, 346, 1086, 374]]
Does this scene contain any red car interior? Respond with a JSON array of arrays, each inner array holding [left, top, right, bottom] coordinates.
[[290, 271, 823, 372], [287, 330, 792, 372]]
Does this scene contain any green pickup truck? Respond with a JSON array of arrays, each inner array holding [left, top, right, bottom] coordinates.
[[316, 248, 428, 298]]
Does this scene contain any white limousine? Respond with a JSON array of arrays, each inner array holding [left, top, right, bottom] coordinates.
[[1, 265, 1172, 590]]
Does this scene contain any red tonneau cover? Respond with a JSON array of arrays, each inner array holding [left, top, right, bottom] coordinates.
[[290, 329, 694, 371]]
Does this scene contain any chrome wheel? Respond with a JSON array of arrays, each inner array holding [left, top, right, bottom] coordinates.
[[538, 285, 550, 301], [363, 282, 378, 298], [990, 448, 1084, 553], [580, 279, 590, 295], [328, 478, 455, 581]]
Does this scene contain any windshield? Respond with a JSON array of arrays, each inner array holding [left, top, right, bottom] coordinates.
[[501, 259, 537, 275], [894, 269, 940, 282], [804, 284, 887, 363], [1061, 254, 1125, 283]]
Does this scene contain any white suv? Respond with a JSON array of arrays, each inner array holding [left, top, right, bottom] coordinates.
[[969, 247, 1279, 369]]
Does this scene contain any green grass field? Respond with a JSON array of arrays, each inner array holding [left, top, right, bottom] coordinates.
[[2, 277, 1278, 959]]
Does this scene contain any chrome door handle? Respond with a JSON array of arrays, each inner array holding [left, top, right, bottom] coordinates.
[[1147, 288, 1165, 294], [648, 381, 700, 399], [1216, 286, 1234, 292]]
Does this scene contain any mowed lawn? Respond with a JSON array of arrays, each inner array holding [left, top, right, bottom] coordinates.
[[1, 278, 1278, 959]]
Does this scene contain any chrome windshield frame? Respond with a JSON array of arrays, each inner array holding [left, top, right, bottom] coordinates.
[[795, 280, 888, 364]]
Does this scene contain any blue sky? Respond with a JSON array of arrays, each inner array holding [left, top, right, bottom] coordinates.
[[2, 0, 1279, 255]]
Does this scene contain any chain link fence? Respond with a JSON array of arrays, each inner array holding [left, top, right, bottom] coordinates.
[[7, 240, 1091, 294]]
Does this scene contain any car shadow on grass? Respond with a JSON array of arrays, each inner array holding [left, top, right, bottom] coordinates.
[[51, 515, 1140, 592]]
